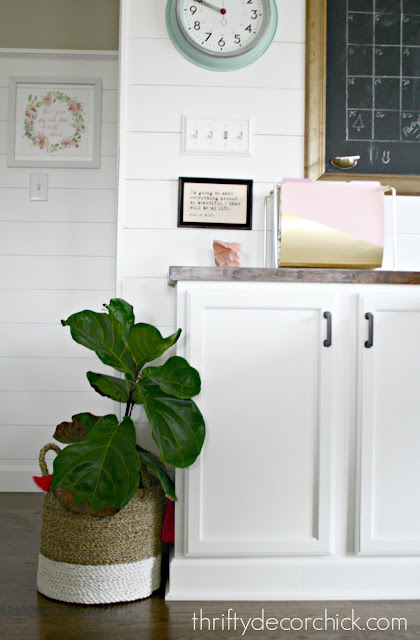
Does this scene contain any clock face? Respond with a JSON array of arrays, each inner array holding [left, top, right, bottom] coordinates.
[[176, 0, 271, 58]]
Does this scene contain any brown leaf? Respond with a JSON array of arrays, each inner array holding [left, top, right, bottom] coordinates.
[[53, 486, 121, 517], [53, 413, 100, 443]]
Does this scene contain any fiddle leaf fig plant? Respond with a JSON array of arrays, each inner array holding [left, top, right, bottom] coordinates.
[[50, 298, 205, 516]]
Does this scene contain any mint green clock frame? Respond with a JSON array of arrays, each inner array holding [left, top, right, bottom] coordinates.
[[166, 0, 278, 72]]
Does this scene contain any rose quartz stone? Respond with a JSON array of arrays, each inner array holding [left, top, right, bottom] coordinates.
[[213, 240, 241, 267]]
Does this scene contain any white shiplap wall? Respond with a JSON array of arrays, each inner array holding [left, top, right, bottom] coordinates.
[[118, 0, 307, 323], [0, 51, 118, 489], [118, 0, 420, 331], [117, 0, 420, 448]]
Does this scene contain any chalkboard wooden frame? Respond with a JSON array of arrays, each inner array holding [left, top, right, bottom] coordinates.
[[304, 0, 419, 195]]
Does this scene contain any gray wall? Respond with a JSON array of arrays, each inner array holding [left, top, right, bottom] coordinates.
[[0, 0, 119, 50]]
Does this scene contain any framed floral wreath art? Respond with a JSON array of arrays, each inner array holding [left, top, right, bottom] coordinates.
[[8, 77, 102, 168]]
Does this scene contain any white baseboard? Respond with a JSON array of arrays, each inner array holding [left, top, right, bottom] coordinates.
[[167, 557, 420, 600], [0, 461, 40, 491]]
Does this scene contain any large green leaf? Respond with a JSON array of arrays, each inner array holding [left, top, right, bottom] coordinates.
[[51, 414, 139, 515], [136, 445, 176, 501], [86, 371, 132, 403], [126, 324, 181, 370], [105, 298, 134, 331], [61, 310, 135, 374], [142, 356, 201, 399], [143, 393, 205, 468], [104, 298, 134, 335], [53, 412, 99, 443]]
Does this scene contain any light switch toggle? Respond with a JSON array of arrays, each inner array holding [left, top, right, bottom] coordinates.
[[30, 173, 48, 201]]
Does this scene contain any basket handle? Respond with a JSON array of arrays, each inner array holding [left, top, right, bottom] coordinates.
[[39, 443, 61, 476]]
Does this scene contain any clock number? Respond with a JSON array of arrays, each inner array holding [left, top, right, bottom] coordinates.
[[194, 21, 200, 30], [218, 37, 226, 47], [245, 24, 252, 32], [204, 32, 212, 41], [251, 9, 258, 18], [234, 34, 241, 44], [189, 5, 197, 14], [247, 0, 253, 3]]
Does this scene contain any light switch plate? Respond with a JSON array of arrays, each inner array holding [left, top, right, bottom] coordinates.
[[30, 173, 48, 201], [182, 115, 253, 156]]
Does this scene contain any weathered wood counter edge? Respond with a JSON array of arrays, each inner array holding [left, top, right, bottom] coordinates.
[[168, 266, 420, 286]]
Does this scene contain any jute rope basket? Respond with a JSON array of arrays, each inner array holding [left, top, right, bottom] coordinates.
[[36, 443, 165, 604]]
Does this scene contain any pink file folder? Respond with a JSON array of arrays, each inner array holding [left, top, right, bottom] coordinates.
[[267, 179, 385, 269]]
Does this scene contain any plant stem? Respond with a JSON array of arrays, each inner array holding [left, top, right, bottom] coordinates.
[[125, 388, 135, 417]]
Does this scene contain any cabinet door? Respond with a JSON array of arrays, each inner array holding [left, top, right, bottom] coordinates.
[[182, 288, 336, 556], [358, 292, 420, 555]]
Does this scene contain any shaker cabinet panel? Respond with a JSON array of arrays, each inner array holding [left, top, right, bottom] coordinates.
[[358, 293, 420, 555], [183, 289, 336, 556]]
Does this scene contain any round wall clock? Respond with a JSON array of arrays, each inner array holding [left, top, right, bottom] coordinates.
[[166, 0, 278, 71]]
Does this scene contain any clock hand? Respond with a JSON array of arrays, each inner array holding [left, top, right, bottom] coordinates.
[[196, 0, 226, 14]]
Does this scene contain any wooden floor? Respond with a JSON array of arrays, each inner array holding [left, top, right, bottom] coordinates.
[[1, 493, 420, 640]]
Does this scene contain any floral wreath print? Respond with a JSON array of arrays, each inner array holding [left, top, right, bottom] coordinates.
[[23, 90, 86, 153]]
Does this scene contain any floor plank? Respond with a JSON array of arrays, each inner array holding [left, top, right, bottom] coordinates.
[[1, 493, 420, 640]]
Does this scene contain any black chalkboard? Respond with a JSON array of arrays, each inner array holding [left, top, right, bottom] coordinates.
[[325, 0, 420, 176]]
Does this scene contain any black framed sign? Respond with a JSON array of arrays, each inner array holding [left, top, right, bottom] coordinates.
[[177, 177, 253, 229]]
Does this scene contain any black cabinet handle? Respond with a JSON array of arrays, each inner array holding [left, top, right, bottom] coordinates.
[[324, 311, 332, 347], [365, 312, 374, 348]]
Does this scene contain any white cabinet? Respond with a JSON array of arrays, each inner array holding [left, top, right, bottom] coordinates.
[[186, 288, 336, 556], [168, 277, 420, 600], [358, 293, 420, 555]]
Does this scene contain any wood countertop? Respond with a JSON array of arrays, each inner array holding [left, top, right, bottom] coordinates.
[[168, 266, 420, 286]]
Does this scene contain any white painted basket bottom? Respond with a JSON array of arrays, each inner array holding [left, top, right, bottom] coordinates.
[[37, 553, 161, 604]]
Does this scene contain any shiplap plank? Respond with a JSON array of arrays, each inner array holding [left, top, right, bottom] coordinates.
[[0, 357, 109, 392], [124, 132, 304, 182], [102, 89, 118, 123], [0, 290, 115, 323], [0, 391, 114, 426], [121, 277, 176, 327], [0, 426, 62, 459], [384, 196, 420, 234], [101, 122, 118, 156], [394, 235, 420, 271], [0, 56, 118, 90], [122, 180, 178, 229], [126, 1, 167, 39], [276, 0, 306, 42], [0, 256, 116, 289], [0, 187, 117, 222], [127, 39, 305, 89], [121, 228, 264, 277], [0, 461, 41, 491], [0, 87, 6, 119], [381, 233, 420, 271], [0, 155, 118, 189], [134, 422, 161, 459], [125, 85, 304, 136], [0, 221, 116, 256], [0, 324, 93, 358], [122, 179, 271, 231], [126, 0, 306, 43]]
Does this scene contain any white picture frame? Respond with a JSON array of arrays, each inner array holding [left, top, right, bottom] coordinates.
[[8, 76, 102, 168]]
